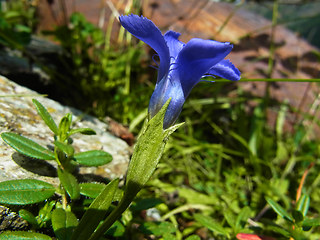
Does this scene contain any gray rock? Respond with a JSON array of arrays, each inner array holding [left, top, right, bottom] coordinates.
[[0, 75, 130, 186]]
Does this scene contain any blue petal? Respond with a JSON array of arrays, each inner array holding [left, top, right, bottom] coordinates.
[[164, 31, 185, 61], [148, 71, 185, 129], [206, 59, 241, 81], [175, 38, 233, 96], [119, 14, 170, 81]]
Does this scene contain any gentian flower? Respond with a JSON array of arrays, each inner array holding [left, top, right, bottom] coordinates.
[[119, 14, 240, 129]]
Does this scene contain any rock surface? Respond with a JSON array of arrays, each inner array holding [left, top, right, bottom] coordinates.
[[0, 75, 130, 186]]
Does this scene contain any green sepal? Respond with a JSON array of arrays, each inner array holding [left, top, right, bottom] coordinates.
[[52, 208, 78, 240], [32, 99, 59, 135], [71, 179, 119, 240], [0, 179, 55, 205], [57, 168, 80, 200], [1, 132, 55, 160], [125, 99, 182, 196], [73, 150, 112, 167], [0, 231, 52, 240]]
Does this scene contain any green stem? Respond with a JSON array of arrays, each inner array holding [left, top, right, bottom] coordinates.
[[267, 0, 278, 78], [88, 188, 139, 240], [88, 100, 179, 240]]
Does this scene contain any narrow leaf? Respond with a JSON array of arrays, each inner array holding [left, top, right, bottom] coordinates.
[[265, 197, 293, 222], [74, 150, 112, 167], [235, 206, 251, 231], [58, 114, 72, 141], [302, 217, 320, 227], [185, 235, 201, 240], [139, 221, 176, 236], [131, 198, 163, 211], [32, 99, 59, 135], [296, 194, 310, 217], [194, 213, 229, 236], [0, 231, 52, 240], [19, 209, 38, 227], [79, 182, 106, 198], [1, 132, 55, 160], [0, 179, 55, 205], [105, 220, 125, 237], [54, 141, 74, 156], [57, 168, 80, 200], [71, 179, 119, 240], [69, 128, 96, 136], [52, 208, 78, 240], [223, 210, 236, 229]]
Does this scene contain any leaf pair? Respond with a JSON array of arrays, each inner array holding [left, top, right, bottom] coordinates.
[[33, 99, 95, 139]]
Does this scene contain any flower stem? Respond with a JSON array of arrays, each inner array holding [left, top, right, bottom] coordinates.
[[88, 100, 181, 240], [88, 188, 139, 240]]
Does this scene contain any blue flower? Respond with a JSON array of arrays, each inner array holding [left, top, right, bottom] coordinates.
[[119, 14, 240, 129]]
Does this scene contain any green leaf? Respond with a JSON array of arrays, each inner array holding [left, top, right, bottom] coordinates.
[[0, 231, 52, 240], [139, 221, 176, 236], [71, 179, 119, 240], [38, 200, 55, 224], [54, 141, 74, 156], [185, 235, 201, 240], [74, 150, 112, 167], [223, 210, 236, 229], [1, 132, 55, 160], [79, 182, 106, 198], [194, 213, 229, 236], [58, 113, 72, 141], [302, 217, 320, 228], [296, 194, 310, 217], [52, 208, 78, 240], [125, 99, 181, 196], [131, 198, 163, 211], [57, 168, 80, 200], [163, 233, 176, 240], [267, 225, 290, 237], [105, 221, 125, 237], [32, 99, 59, 135], [0, 179, 55, 205], [292, 210, 304, 223], [69, 128, 96, 136], [235, 206, 251, 231], [19, 209, 38, 227], [265, 197, 293, 222]]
